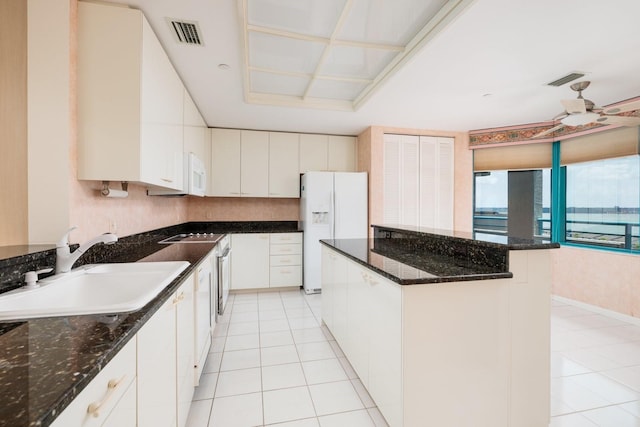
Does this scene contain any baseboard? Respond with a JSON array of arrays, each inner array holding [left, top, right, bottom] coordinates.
[[553, 295, 640, 327]]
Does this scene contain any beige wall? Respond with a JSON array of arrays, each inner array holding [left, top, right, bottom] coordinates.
[[552, 246, 640, 317], [0, 0, 28, 246], [356, 126, 473, 234], [188, 197, 299, 222]]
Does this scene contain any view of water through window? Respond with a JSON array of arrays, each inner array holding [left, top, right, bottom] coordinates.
[[474, 154, 640, 252]]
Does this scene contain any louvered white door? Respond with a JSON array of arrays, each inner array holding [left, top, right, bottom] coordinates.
[[419, 136, 454, 230], [383, 134, 419, 226]]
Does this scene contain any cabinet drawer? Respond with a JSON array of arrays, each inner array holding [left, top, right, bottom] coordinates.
[[50, 337, 137, 427], [270, 243, 301, 255], [270, 254, 302, 267], [270, 266, 302, 287], [270, 233, 302, 245]]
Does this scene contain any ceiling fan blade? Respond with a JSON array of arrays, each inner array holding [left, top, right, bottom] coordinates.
[[602, 99, 640, 115], [552, 111, 569, 121], [533, 124, 565, 138], [595, 115, 640, 126], [561, 98, 587, 114]]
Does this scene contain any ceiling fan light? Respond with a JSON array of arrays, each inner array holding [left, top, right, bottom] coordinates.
[[560, 112, 599, 126]]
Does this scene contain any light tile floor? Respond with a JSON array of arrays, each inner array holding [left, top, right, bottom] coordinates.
[[187, 291, 640, 427], [550, 298, 640, 427], [186, 290, 387, 427]]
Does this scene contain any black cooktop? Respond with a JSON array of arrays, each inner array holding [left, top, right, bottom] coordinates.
[[159, 233, 225, 244]]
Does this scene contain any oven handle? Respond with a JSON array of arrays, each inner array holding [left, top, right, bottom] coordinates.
[[218, 246, 231, 259]]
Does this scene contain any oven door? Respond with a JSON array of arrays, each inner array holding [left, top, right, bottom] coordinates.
[[217, 246, 231, 315]]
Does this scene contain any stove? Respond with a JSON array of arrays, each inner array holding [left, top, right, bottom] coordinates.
[[159, 233, 225, 244]]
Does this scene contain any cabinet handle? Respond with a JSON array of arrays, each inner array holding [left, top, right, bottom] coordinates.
[[280, 259, 291, 263], [280, 270, 291, 274], [280, 248, 292, 252], [360, 271, 368, 280], [229, 192, 240, 195], [173, 292, 185, 305], [161, 178, 174, 183], [87, 375, 126, 418]]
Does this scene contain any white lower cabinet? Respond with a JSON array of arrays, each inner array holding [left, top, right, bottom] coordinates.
[[231, 233, 302, 290], [49, 260, 214, 427], [137, 291, 177, 427], [331, 254, 401, 426], [176, 275, 196, 427], [138, 273, 195, 427], [50, 338, 137, 427], [230, 233, 270, 289]]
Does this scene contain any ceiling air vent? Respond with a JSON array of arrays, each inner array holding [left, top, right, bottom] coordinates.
[[168, 19, 203, 45], [546, 72, 585, 87]]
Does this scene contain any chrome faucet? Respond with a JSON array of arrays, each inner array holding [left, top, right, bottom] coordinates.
[[55, 226, 118, 273]]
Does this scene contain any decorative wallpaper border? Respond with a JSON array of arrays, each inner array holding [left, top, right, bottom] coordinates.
[[469, 96, 640, 148]]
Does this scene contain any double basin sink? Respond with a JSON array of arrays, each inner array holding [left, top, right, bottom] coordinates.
[[0, 261, 189, 321]]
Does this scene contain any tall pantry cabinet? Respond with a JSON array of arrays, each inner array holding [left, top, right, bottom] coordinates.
[[383, 134, 454, 230]]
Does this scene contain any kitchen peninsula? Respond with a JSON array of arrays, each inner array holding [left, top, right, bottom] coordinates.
[[321, 224, 559, 427]]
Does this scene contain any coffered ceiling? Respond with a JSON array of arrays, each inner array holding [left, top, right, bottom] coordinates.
[[98, 0, 640, 135]]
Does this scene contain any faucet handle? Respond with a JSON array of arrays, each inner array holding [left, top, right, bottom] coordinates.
[[24, 268, 53, 289], [57, 226, 78, 248]]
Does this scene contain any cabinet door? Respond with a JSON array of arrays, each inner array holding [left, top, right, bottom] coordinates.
[[241, 130, 269, 197], [183, 89, 207, 168], [328, 135, 356, 172], [383, 134, 419, 225], [137, 295, 177, 427], [368, 273, 403, 427], [140, 16, 184, 190], [211, 128, 241, 196], [330, 251, 349, 346], [345, 261, 371, 387], [321, 246, 334, 330], [102, 381, 137, 427], [419, 136, 454, 230], [49, 338, 136, 427], [231, 234, 270, 289], [299, 134, 328, 173], [176, 276, 196, 427], [269, 132, 300, 198]]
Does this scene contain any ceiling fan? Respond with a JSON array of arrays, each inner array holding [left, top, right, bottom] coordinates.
[[534, 81, 640, 138]]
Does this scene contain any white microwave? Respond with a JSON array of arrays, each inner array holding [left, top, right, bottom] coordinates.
[[187, 152, 206, 196], [148, 152, 207, 197]]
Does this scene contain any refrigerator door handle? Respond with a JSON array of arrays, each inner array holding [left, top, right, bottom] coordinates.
[[330, 189, 335, 239]]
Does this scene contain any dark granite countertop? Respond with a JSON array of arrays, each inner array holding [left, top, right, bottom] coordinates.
[[375, 224, 560, 250], [0, 220, 299, 427], [321, 238, 514, 285]]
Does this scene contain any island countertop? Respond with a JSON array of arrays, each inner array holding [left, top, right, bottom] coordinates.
[[319, 224, 559, 285]]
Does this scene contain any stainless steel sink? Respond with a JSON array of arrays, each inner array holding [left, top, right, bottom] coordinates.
[[0, 261, 189, 321]]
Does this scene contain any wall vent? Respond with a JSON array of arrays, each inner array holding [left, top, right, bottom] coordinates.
[[168, 19, 203, 45], [546, 72, 585, 87]]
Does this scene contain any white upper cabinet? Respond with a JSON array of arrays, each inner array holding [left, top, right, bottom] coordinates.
[[328, 135, 356, 171], [241, 130, 269, 197], [77, 2, 184, 190], [183, 90, 207, 161], [269, 132, 300, 198], [299, 134, 329, 173], [209, 128, 356, 198], [210, 128, 241, 197]]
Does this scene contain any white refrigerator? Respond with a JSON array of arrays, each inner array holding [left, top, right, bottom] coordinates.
[[300, 171, 368, 294]]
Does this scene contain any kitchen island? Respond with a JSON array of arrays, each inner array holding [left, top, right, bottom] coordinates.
[[320, 224, 559, 427]]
